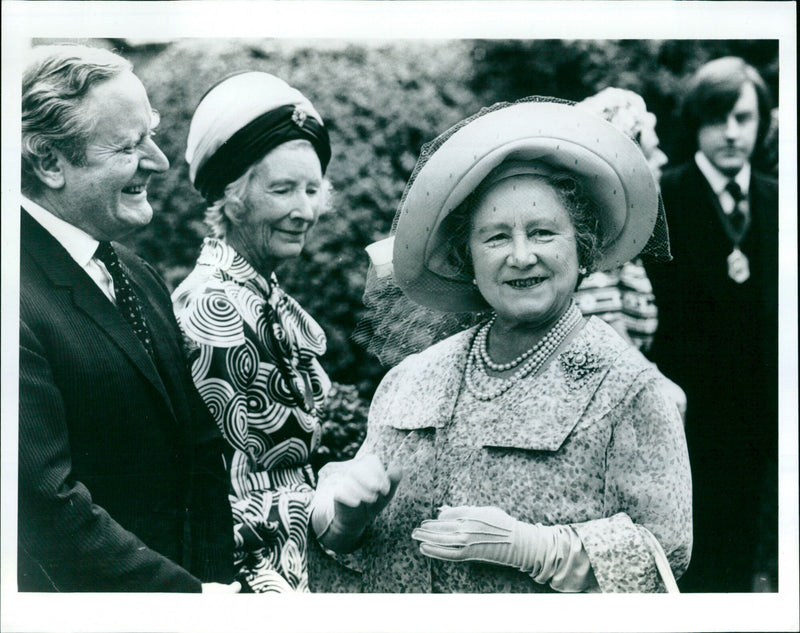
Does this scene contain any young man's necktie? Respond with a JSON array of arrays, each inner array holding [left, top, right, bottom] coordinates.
[[723, 180, 751, 284], [725, 180, 748, 237]]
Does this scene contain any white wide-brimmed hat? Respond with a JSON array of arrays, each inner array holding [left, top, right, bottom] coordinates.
[[391, 98, 662, 312]]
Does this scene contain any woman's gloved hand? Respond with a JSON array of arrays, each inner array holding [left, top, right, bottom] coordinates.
[[311, 454, 402, 553], [412, 505, 596, 591], [412, 506, 545, 570]]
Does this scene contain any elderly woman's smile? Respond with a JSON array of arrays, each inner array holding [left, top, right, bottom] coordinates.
[[268, 224, 311, 245], [469, 175, 580, 329], [505, 275, 547, 288]]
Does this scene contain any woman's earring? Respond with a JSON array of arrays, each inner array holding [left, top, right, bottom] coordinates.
[[472, 278, 478, 286], [579, 267, 588, 275]]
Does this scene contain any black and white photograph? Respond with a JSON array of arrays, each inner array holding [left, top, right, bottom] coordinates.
[[1, 2, 797, 632]]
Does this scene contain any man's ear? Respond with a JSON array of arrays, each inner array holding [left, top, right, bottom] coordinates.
[[29, 149, 67, 190]]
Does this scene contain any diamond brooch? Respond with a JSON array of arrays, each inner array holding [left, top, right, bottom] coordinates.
[[291, 107, 307, 128]]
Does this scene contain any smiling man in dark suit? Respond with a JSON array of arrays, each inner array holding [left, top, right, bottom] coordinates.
[[647, 56, 778, 593], [19, 43, 237, 592]]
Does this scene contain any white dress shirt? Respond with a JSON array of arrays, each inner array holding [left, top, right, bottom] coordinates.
[[694, 151, 750, 215], [22, 196, 117, 303]]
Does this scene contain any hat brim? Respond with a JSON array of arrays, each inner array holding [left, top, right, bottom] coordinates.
[[393, 101, 659, 312]]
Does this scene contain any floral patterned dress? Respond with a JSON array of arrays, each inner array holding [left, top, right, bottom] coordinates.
[[310, 317, 691, 593], [173, 238, 330, 592]]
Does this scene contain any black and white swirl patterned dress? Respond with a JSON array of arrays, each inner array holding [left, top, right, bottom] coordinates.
[[173, 238, 330, 592]]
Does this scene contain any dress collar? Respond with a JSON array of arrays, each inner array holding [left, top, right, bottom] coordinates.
[[197, 236, 277, 289]]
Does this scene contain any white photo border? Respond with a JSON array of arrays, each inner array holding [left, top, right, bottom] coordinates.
[[2, 2, 797, 632]]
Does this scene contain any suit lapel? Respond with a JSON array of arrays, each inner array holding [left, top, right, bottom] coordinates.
[[71, 278, 172, 406], [21, 209, 172, 406], [686, 163, 744, 263], [690, 163, 727, 226]]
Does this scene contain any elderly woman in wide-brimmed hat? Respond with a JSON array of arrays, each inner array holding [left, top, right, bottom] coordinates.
[[309, 97, 691, 593], [172, 72, 333, 592]]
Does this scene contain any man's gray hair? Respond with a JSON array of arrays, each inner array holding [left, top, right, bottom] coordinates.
[[21, 44, 132, 196]]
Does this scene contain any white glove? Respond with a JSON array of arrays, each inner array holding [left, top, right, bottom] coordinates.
[[311, 454, 402, 553], [412, 505, 562, 583]]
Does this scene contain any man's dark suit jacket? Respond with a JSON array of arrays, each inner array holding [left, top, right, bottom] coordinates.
[[647, 162, 778, 592], [19, 209, 234, 592]]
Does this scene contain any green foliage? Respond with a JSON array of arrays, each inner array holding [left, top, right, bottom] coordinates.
[[311, 381, 370, 471]]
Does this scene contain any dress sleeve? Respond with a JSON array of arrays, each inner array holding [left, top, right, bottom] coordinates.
[[571, 372, 692, 592], [18, 321, 201, 592]]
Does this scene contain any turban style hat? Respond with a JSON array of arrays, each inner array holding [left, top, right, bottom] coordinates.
[[186, 71, 331, 203]]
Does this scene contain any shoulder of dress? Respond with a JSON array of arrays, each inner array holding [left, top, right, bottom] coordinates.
[[392, 326, 475, 372], [578, 316, 629, 351], [171, 271, 250, 347], [370, 327, 475, 428]]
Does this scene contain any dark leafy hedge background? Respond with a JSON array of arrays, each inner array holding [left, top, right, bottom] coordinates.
[[58, 38, 777, 466]]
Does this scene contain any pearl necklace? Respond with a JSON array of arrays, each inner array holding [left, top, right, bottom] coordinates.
[[480, 314, 543, 371], [465, 302, 582, 401]]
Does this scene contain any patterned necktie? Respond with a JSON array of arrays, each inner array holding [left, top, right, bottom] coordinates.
[[725, 180, 747, 236], [95, 241, 155, 358]]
